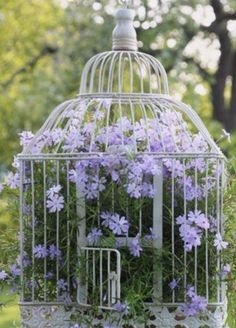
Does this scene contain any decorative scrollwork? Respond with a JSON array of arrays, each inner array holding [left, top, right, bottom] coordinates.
[[20, 304, 227, 328]]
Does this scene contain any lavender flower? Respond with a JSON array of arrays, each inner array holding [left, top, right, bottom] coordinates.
[[47, 184, 62, 198], [144, 227, 158, 242], [51, 128, 63, 145], [126, 182, 142, 199], [100, 211, 111, 227], [17, 252, 31, 267], [214, 233, 228, 251], [114, 301, 129, 315], [26, 279, 38, 289], [47, 194, 64, 213], [19, 131, 34, 148], [33, 245, 48, 259], [48, 244, 62, 260], [0, 270, 8, 280], [188, 210, 209, 229], [221, 264, 231, 279], [140, 155, 161, 176], [182, 286, 207, 316], [169, 279, 179, 290], [129, 234, 143, 257], [6, 172, 20, 189], [86, 228, 103, 245], [57, 279, 67, 291], [0, 183, 3, 193], [63, 128, 85, 152], [108, 214, 129, 236], [176, 210, 210, 251], [142, 182, 154, 198], [9, 264, 21, 277], [70, 324, 81, 328], [101, 212, 129, 235], [179, 223, 201, 251], [44, 272, 54, 280]]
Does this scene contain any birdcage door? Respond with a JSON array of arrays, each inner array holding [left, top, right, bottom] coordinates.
[[77, 247, 121, 309]]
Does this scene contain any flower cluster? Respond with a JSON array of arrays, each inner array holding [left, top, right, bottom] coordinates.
[[101, 212, 129, 236], [46, 184, 64, 213], [176, 210, 209, 252], [33, 244, 62, 259], [182, 286, 207, 316]]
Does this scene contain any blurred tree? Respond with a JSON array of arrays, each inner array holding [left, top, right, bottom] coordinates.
[[0, 0, 236, 170]]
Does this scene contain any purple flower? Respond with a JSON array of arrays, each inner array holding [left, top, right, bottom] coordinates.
[[101, 212, 129, 236], [19, 131, 34, 148], [86, 228, 103, 245], [51, 128, 63, 145], [63, 128, 85, 152], [90, 176, 106, 193], [188, 210, 209, 229], [70, 324, 81, 328], [44, 272, 54, 280], [186, 286, 195, 298], [169, 279, 179, 290], [47, 194, 64, 213], [47, 184, 62, 198], [144, 228, 158, 242], [0, 183, 3, 193], [140, 155, 161, 176], [9, 264, 21, 277], [221, 264, 231, 279], [126, 182, 142, 199], [129, 234, 143, 257], [142, 182, 154, 198], [176, 215, 186, 225], [101, 98, 112, 110], [114, 301, 129, 315], [17, 252, 31, 267], [176, 210, 210, 251], [182, 286, 207, 316], [214, 233, 228, 251], [26, 279, 38, 289], [0, 270, 8, 280], [100, 211, 111, 227], [179, 223, 201, 251], [6, 172, 20, 189], [108, 214, 129, 236], [48, 245, 62, 260], [57, 279, 67, 291], [33, 245, 48, 259]]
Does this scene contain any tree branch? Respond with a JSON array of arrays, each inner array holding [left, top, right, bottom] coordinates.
[[1, 45, 58, 89]]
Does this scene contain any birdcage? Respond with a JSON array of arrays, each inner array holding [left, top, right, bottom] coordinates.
[[18, 2, 227, 328]]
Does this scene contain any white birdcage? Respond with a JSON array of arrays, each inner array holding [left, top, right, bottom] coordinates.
[[18, 2, 227, 327]]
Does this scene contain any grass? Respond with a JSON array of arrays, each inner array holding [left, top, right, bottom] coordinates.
[[0, 292, 20, 328]]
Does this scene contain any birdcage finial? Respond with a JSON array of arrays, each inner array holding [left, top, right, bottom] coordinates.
[[119, 0, 130, 8], [112, 5, 138, 51]]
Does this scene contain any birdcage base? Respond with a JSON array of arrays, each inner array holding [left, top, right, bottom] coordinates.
[[20, 303, 228, 328]]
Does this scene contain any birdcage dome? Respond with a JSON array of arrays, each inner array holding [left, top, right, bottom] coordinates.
[[20, 6, 222, 159], [79, 51, 169, 94]]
